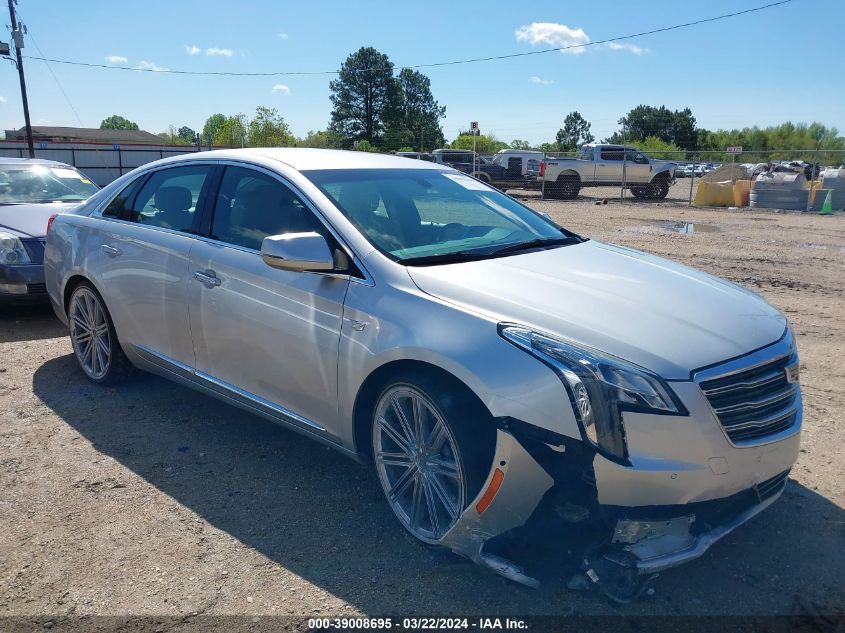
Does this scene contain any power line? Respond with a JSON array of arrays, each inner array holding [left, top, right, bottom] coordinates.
[[22, 0, 793, 78]]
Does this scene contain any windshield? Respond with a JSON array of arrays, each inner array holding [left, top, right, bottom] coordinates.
[[0, 164, 99, 205], [304, 168, 570, 263]]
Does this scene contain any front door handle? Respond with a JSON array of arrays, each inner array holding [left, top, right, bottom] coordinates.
[[101, 244, 122, 257], [193, 270, 221, 288]]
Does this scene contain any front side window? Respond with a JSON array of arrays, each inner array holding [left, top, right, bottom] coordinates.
[[210, 166, 325, 251], [304, 168, 567, 263], [130, 166, 212, 232], [0, 164, 98, 205]]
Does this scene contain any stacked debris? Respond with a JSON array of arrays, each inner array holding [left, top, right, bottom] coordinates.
[[701, 165, 750, 183]]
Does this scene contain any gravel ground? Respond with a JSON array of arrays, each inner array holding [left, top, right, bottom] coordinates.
[[1, 200, 843, 625]]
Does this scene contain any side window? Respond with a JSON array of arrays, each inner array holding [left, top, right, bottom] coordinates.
[[102, 179, 142, 220], [600, 148, 624, 161], [210, 166, 326, 251], [130, 166, 212, 232]]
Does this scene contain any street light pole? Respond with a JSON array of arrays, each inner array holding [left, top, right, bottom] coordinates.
[[7, 0, 34, 158]]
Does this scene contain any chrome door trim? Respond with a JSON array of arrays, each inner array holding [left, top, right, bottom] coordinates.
[[194, 370, 327, 432], [133, 343, 334, 438]]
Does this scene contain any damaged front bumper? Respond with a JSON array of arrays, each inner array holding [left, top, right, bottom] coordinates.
[[440, 427, 792, 591]]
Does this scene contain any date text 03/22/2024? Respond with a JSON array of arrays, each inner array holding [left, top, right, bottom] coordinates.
[[307, 617, 529, 630]]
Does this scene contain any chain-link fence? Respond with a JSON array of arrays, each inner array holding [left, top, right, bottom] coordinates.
[[0, 142, 224, 187], [468, 148, 845, 212]]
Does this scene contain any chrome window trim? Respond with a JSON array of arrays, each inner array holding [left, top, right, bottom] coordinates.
[[92, 158, 375, 287]]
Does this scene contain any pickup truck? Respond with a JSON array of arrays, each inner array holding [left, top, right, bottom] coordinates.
[[539, 144, 677, 199], [430, 149, 533, 190]]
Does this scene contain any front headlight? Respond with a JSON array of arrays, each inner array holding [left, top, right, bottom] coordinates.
[[0, 232, 31, 265], [499, 324, 684, 462]]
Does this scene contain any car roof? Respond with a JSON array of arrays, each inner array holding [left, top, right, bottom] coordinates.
[[143, 148, 448, 172], [0, 157, 73, 168]]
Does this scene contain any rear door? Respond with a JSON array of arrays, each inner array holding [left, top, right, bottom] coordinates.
[[94, 164, 216, 369], [187, 164, 349, 437]]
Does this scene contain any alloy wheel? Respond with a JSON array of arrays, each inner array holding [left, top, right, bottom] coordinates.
[[373, 385, 466, 543], [69, 287, 112, 381]]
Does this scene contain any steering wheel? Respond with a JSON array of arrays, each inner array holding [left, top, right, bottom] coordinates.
[[440, 222, 466, 241]]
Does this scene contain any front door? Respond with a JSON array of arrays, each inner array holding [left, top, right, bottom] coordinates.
[[188, 165, 349, 437]]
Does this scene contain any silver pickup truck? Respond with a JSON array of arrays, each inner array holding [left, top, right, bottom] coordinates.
[[540, 144, 677, 200]]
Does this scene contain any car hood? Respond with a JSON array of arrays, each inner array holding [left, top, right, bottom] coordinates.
[[651, 160, 677, 174], [0, 202, 78, 238], [406, 241, 786, 379]]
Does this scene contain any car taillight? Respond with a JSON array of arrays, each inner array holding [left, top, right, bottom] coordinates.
[[46, 214, 58, 235], [539, 162, 545, 177]]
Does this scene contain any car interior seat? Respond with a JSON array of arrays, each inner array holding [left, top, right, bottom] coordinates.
[[152, 186, 193, 231]]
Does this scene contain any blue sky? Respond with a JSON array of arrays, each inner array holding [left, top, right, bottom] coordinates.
[[1, 0, 843, 145]]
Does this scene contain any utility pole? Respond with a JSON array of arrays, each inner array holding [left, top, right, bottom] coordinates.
[[7, 0, 34, 158]]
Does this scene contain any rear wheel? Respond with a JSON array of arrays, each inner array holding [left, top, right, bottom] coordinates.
[[68, 282, 130, 385], [549, 175, 580, 200], [371, 374, 493, 544]]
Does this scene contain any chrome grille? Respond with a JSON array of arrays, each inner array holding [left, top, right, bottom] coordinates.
[[698, 343, 800, 445]]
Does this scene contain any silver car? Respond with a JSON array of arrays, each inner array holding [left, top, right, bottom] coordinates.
[[44, 149, 801, 596]]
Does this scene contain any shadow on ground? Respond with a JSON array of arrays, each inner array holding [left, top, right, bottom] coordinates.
[[0, 304, 66, 343], [31, 354, 845, 616]]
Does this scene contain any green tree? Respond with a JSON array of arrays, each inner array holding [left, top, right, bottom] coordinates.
[[247, 106, 294, 147], [612, 105, 698, 149], [177, 126, 197, 144], [630, 136, 683, 160], [213, 114, 248, 147], [100, 115, 139, 131], [329, 47, 397, 146], [383, 68, 446, 152], [451, 132, 508, 154], [510, 139, 533, 150], [297, 129, 343, 149], [555, 112, 594, 151], [202, 113, 227, 144]]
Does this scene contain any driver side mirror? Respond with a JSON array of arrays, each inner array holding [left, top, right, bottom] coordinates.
[[261, 232, 335, 272]]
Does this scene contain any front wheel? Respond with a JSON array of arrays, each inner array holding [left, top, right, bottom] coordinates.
[[371, 376, 493, 544], [68, 282, 130, 384], [646, 180, 671, 199]]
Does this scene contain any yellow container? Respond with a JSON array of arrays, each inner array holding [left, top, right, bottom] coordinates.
[[693, 180, 735, 207], [733, 180, 751, 207]]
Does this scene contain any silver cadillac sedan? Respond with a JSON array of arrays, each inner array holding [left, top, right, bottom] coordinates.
[[44, 149, 801, 597]]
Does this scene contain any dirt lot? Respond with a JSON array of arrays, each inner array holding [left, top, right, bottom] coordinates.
[[1, 199, 843, 625]]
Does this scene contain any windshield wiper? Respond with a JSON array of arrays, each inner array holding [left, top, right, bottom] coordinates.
[[487, 236, 581, 256], [399, 250, 498, 266]]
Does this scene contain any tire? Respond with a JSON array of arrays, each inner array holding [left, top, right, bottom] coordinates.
[[549, 174, 580, 200], [630, 187, 646, 199], [371, 372, 494, 545], [67, 282, 131, 385], [645, 179, 670, 199]]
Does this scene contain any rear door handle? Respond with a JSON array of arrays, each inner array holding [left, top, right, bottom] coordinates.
[[101, 245, 122, 257], [193, 270, 221, 288]]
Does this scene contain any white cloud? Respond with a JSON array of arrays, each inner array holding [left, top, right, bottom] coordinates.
[[185, 45, 201, 55], [530, 76, 554, 85], [271, 84, 291, 95], [205, 47, 234, 57], [515, 22, 590, 54], [0, 95, 7, 104], [136, 60, 169, 72], [279, 33, 288, 39], [105, 55, 128, 64], [608, 41, 648, 55]]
